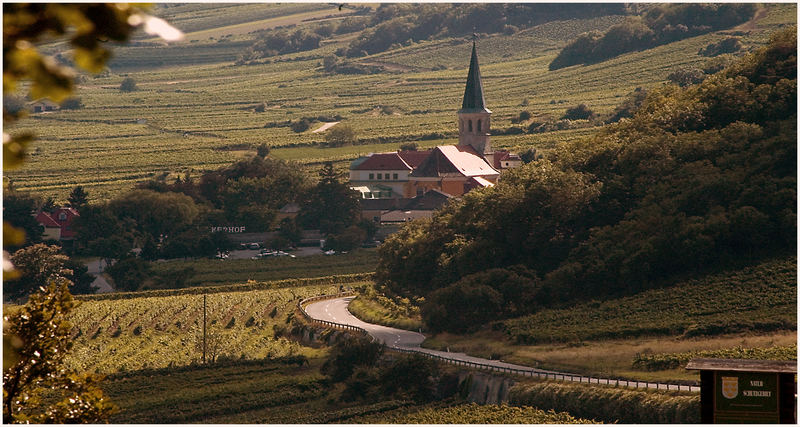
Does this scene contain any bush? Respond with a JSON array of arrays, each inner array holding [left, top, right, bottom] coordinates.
[[321, 336, 384, 382], [106, 257, 151, 292], [325, 226, 366, 252], [324, 124, 357, 146], [699, 36, 743, 57], [290, 119, 311, 133], [61, 97, 83, 110], [119, 77, 137, 92], [399, 142, 418, 151], [562, 104, 594, 120], [667, 68, 706, 86]]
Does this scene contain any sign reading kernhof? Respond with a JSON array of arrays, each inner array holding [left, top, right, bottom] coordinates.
[[715, 371, 779, 423]]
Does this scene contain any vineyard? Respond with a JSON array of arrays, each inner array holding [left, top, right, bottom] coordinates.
[[349, 402, 595, 424], [8, 4, 795, 201], [500, 257, 797, 344], [103, 358, 596, 423], [633, 345, 797, 371], [64, 281, 350, 373]]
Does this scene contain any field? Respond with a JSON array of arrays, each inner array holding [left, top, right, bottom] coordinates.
[[148, 248, 379, 287], [418, 256, 797, 382], [7, 4, 795, 201]]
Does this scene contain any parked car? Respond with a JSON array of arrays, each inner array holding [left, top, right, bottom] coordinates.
[[248, 242, 260, 250]]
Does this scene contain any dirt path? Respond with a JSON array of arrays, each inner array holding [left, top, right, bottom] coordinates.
[[312, 121, 339, 133]]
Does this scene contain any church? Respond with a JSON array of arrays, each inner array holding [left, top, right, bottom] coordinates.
[[349, 41, 521, 212]]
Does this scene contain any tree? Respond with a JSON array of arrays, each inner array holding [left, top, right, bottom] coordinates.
[[68, 185, 89, 209], [5, 244, 70, 301], [256, 143, 270, 158], [3, 280, 114, 423], [119, 77, 137, 92], [2, 191, 44, 251], [299, 162, 361, 233], [106, 257, 151, 292], [324, 124, 357, 146], [64, 258, 98, 295]]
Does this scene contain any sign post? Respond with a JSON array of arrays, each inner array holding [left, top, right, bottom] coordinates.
[[686, 358, 796, 424]]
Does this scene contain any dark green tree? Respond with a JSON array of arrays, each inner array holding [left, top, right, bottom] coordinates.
[[299, 162, 361, 234], [106, 257, 151, 292], [67, 185, 89, 209], [5, 244, 70, 301]]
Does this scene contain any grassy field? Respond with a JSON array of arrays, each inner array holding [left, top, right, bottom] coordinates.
[[8, 4, 794, 201], [149, 248, 379, 287]]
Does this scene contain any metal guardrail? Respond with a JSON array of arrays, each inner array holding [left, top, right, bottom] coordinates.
[[299, 294, 700, 393]]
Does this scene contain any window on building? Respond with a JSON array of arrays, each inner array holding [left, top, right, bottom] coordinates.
[[377, 173, 382, 179], [393, 173, 398, 180], [369, 173, 374, 180], [58, 212, 67, 221], [477, 119, 482, 132], [468, 120, 472, 132]]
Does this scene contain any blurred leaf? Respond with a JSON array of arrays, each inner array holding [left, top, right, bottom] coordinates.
[[4, 222, 27, 247], [30, 57, 74, 102], [3, 131, 34, 169], [73, 47, 110, 74], [3, 333, 23, 372]]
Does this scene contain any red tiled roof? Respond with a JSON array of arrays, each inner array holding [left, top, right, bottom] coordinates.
[[412, 145, 498, 178], [397, 150, 431, 168], [35, 212, 60, 227], [352, 153, 412, 171]]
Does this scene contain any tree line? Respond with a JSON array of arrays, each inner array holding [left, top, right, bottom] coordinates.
[[377, 27, 797, 333], [550, 3, 756, 70]]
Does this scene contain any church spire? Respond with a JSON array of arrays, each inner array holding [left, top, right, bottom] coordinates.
[[460, 40, 491, 114]]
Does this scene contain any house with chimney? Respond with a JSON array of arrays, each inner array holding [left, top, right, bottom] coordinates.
[[350, 41, 521, 221]]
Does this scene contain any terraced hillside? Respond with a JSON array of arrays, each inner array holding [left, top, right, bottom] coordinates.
[[8, 3, 795, 201]]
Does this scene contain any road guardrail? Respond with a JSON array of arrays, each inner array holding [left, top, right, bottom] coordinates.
[[299, 294, 699, 393]]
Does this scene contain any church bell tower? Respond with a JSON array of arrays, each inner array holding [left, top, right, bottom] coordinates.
[[457, 40, 492, 155]]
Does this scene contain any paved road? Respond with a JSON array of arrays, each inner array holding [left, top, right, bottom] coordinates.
[[305, 296, 570, 375], [304, 296, 700, 392], [85, 258, 114, 293]]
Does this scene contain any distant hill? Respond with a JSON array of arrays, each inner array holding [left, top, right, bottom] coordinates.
[[377, 27, 797, 332]]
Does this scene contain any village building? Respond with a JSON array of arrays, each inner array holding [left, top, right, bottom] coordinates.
[[34, 207, 80, 241], [28, 99, 59, 113], [349, 41, 521, 221]]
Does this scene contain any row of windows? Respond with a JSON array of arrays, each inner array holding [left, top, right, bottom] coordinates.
[[368, 173, 399, 180], [364, 191, 392, 199]]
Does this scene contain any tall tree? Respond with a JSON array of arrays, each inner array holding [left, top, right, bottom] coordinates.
[[67, 186, 89, 210], [300, 162, 361, 234]]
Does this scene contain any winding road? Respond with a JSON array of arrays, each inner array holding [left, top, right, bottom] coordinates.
[[304, 296, 700, 393]]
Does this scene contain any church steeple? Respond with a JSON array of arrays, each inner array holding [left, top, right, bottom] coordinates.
[[457, 40, 492, 155], [460, 41, 491, 114]]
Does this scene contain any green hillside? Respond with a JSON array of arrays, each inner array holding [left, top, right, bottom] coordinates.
[[7, 3, 794, 201]]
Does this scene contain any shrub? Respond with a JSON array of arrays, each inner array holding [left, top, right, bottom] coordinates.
[[324, 124, 357, 146], [61, 97, 83, 110], [119, 77, 137, 92], [667, 68, 706, 86], [699, 36, 743, 57], [562, 104, 594, 120], [399, 142, 418, 151], [321, 335, 384, 382], [290, 119, 311, 133]]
